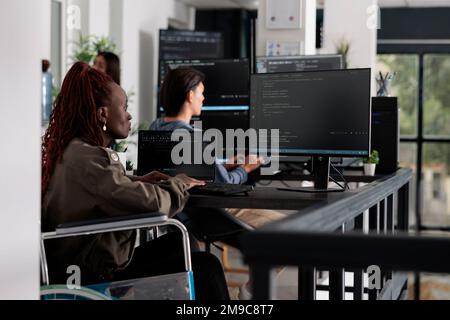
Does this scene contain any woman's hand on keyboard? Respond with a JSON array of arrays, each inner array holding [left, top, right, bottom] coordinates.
[[174, 174, 206, 189], [242, 155, 265, 173]]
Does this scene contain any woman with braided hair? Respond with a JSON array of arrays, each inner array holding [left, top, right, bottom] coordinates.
[[41, 62, 230, 300]]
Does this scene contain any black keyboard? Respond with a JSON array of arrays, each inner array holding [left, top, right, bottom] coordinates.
[[189, 183, 254, 196]]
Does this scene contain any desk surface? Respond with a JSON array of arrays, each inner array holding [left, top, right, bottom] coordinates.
[[187, 187, 338, 210], [187, 170, 383, 211], [187, 169, 412, 232]]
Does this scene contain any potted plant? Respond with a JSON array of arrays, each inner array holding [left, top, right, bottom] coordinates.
[[126, 160, 134, 176], [71, 34, 118, 65], [113, 140, 128, 170], [111, 122, 148, 173], [363, 150, 379, 176], [335, 37, 351, 69]]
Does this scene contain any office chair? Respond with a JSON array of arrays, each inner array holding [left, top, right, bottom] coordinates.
[[40, 212, 194, 300]]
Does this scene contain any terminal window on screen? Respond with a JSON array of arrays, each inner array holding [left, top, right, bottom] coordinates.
[[250, 70, 370, 156]]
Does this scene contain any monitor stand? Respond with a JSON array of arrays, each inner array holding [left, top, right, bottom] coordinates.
[[277, 156, 344, 193]]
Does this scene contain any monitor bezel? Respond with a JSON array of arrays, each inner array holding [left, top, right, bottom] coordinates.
[[158, 29, 224, 61], [250, 67, 372, 158], [157, 58, 251, 115], [255, 54, 343, 74]]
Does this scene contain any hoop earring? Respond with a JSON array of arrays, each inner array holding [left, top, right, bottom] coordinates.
[[103, 121, 107, 132]]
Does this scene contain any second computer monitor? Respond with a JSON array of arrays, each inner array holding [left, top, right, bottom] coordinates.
[[159, 59, 250, 132], [159, 29, 224, 60], [256, 54, 343, 74], [250, 68, 371, 157]]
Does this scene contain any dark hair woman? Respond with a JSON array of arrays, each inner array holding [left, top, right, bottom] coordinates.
[[93, 51, 121, 85], [159, 67, 205, 118]]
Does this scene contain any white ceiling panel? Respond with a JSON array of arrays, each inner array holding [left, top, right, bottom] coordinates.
[[378, 0, 450, 7], [177, 0, 450, 10], [178, 0, 259, 9]]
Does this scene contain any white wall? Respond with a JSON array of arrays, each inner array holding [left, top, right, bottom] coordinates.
[[66, 0, 90, 68], [322, 0, 378, 72], [120, 0, 193, 123], [256, 0, 316, 56], [119, 0, 193, 164], [89, 0, 110, 37], [109, 0, 123, 53], [0, 0, 51, 299]]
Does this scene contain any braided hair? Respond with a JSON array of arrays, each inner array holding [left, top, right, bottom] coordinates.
[[41, 61, 113, 196]]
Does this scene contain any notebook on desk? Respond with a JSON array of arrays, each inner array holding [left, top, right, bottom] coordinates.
[[138, 131, 252, 196]]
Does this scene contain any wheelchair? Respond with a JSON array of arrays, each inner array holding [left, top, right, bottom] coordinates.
[[40, 212, 195, 300]]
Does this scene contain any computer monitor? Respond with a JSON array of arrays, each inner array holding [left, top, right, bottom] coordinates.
[[256, 54, 343, 74], [158, 59, 250, 133], [137, 131, 215, 180], [250, 68, 371, 191], [159, 29, 224, 60]]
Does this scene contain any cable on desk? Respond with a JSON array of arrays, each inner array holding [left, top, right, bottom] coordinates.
[[280, 180, 298, 188], [329, 176, 346, 191], [256, 180, 273, 186], [255, 180, 273, 187], [330, 162, 349, 190]]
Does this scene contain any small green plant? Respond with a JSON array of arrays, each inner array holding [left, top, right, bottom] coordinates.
[[111, 121, 149, 152], [71, 33, 118, 65], [130, 121, 150, 137], [364, 150, 380, 164], [113, 140, 128, 152], [335, 37, 351, 69], [126, 160, 134, 172]]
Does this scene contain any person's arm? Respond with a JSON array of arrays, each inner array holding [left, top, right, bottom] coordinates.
[[128, 171, 170, 183], [84, 148, 190, 218], [214, 164, 248, 184], [126, 175, 140, 182], [215, 155, 264, 184], [222, 155, 264, 174]]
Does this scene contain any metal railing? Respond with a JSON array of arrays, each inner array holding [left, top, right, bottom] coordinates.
[[240, 168, 439, 300]]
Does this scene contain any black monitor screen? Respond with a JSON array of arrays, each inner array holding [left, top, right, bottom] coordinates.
[[159, 59, 250, 132], [137, 131, 215, 180], [250, 69, 371, 157], [159, 30, 224, 60], [256, 55, 342, 74]]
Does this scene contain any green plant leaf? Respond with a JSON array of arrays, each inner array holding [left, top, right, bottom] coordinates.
[[364, 150, 380, 164], [70, 33, 119, 65], [114, 140, 128, 152], [126, 160, 134, 171]]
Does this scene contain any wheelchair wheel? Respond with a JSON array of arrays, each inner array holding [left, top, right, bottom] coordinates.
[[40, 285, 112, 300]]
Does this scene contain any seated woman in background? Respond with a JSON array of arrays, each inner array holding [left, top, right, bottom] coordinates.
[[41, 62, 230, 300], [93, 51, 121, 85], [151, 67, 287, 299], [150, 67, 286, 229]]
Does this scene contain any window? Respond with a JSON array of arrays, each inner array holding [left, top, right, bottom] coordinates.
[[422, 143, 450, 226], [377, 51, 450, 230], [399, 142, 418, 226], [377, 54, 419, 137], [424, 54, 450, 138]]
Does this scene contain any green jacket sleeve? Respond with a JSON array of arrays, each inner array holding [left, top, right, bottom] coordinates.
[[83, 147, 189, 218]]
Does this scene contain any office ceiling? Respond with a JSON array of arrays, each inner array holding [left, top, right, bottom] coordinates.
[[378, 0, 450, 6], [178, 0, 450, 10], [177, 0, 258, 9]]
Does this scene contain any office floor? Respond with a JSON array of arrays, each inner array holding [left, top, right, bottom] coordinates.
[[208, 243, 450, 300]]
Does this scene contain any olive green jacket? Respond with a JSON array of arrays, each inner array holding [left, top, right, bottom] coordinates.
[[42, 138, 189, 281]]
